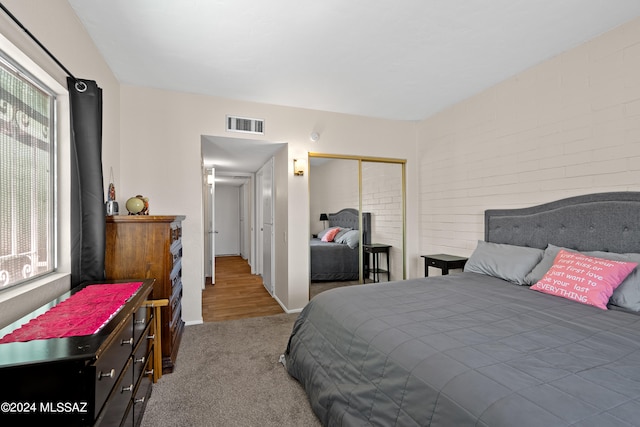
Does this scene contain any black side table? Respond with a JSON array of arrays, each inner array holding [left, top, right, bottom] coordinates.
[[363, 244, 391, 283], [421, 254, 468, 277]]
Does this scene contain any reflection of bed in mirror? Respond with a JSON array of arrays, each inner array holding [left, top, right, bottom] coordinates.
[[310, 208, 371, 281]]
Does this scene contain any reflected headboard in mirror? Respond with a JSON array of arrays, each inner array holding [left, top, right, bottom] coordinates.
[[328, 208, 371, 245]]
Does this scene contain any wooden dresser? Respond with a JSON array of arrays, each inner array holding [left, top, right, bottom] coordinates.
[[105, 215, 186, 374], [0, 279, 155, 427]]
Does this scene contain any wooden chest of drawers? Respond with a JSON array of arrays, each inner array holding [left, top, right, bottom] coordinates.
[[105, 215, 186, 373], [0, 279, 155, 427]]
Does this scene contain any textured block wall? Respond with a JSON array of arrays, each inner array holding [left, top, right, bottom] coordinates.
[[417, 17, 640, 264]]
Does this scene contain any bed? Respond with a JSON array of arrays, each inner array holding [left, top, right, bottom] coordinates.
[[310, 208, 371, 281], [285, 192, 640, 426]]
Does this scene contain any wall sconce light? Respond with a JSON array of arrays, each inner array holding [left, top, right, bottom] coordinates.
[[319, 213, 328, 228], [293, 159, 305, 176]]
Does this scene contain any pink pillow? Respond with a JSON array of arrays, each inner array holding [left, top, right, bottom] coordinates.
[[321, 227, 341, 242], [531, 250, 638, 310]]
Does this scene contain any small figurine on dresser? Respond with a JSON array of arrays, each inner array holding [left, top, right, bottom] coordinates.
[[125, 195, 149, 215], [105, 168, 119, 215]]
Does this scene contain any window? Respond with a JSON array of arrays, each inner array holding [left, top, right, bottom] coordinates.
[[0, 53, 56, 290]]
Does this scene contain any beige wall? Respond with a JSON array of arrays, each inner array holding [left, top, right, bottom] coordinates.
[[309, 159, 359, 235], [417, 16, 640, 263], [119, 85, 417, 323]]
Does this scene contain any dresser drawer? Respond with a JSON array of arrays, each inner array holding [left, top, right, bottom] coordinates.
[[137, 347, 154, 384], [171, 270, 181, 289], [120, 401, 135, 427], [170, 256, 182, 284], [93, 321, 135, 412], [169, 303, 182, 345], [97, 360, 135, 427], [133, 304, 152, 343], [169, 238, 182, 272], [170, 222, 182, 244], [170, 258, 182, 287], [117, 339, 153, 427], [133, 326, 153, 381], [132, 365, 153, 426], [171, 243, 182, 264], [170, 281, 182, 312], [427, 258, 442, 267]]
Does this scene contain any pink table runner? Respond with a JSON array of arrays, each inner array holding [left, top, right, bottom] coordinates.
[[0, 282, 143, 344]]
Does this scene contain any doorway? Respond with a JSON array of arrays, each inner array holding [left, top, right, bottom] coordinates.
[[200, 136, 285, 314]]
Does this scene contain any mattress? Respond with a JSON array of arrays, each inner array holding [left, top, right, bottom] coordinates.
[[310, 238, 359, 281], [285, 273, 640, 426]]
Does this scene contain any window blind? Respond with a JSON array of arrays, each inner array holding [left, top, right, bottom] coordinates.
[[0, 54, 55, 289]]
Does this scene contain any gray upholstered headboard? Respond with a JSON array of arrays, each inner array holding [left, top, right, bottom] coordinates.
[[485, 192, 640, 254], [328, 208, 371, 245]]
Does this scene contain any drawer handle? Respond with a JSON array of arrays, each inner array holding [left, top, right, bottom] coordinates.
[[122, 384, 134, 393], [121, 337, 134, 346], [135, 356, 146, 364], [135, 397, 145, 404], [147, 334, 155, 340], [145, 369, 154, 376], [98, 369, 115, 379]]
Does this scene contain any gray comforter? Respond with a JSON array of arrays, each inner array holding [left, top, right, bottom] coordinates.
[[284, 273, 640, 426], [310, 238, 359, 281]]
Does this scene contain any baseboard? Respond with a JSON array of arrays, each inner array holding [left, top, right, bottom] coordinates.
[[274, 294, 303, 314]]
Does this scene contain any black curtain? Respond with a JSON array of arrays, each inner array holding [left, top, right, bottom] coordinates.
[[68, 77, 105, 287]]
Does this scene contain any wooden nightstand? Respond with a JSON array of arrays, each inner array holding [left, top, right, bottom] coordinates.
[[421, 254, 468, 277]]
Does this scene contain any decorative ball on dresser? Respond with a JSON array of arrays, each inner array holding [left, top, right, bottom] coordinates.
[[125, 195, 149, 215]]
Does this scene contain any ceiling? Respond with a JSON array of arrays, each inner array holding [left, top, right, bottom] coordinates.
[[201, 135, 285, 185], [69, 0, 640, 122], [67, 0, 640, 176]]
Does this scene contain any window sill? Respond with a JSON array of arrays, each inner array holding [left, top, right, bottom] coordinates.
[[0, 273, 71, 329]]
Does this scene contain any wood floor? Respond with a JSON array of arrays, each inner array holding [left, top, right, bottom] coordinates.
[[202, 256, 285, 322]]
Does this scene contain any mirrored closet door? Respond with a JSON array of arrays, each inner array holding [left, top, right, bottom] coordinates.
[[361, 160, 405, 281], [309, 153, 406, 286]]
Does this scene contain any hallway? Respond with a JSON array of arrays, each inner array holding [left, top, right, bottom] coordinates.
[[202, 256, 284, 322]]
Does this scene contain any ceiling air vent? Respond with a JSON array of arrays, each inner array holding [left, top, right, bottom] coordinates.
[[226, 115, 264, 135]]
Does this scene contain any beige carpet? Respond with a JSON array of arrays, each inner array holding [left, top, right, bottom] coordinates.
[[140, 313, 320, 427]]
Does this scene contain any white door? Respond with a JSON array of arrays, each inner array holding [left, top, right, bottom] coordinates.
[[255, 169, 264, 276], [209, 169, 216, 285], [261, 158, 274, 295], [239, 184, 245, 258], [215, 185, 240, 255]]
